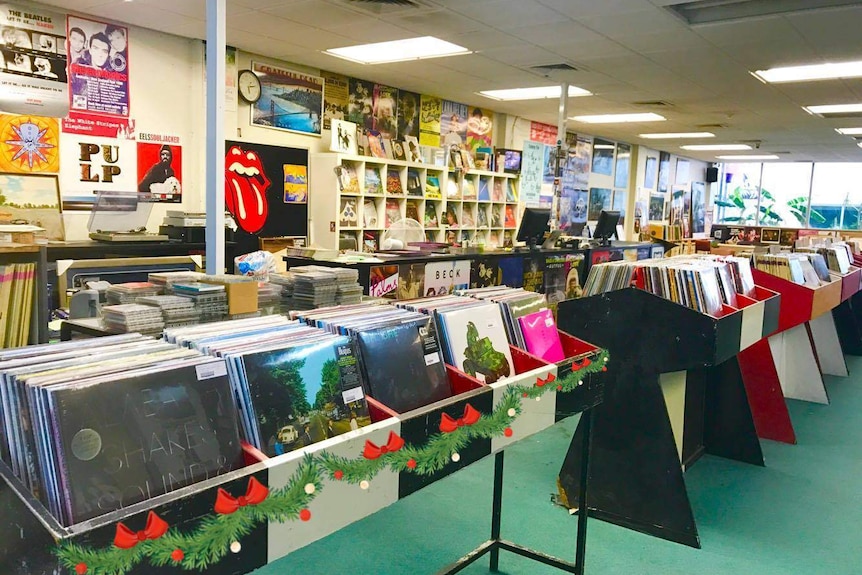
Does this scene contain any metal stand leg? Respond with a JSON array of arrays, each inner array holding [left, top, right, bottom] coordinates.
[[490, 451, 504, 571], [575, 409, 593, 575]]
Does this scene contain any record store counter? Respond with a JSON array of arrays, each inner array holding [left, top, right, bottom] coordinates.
[[286, 241, 659, 299]]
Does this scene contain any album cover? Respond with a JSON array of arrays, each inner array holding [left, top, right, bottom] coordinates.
[[241, 336, 370, 457], [478, 178, 491, 201], [365, 167, 382, 195], [363, 231, 379, 253], [438, 304, 514, 384], [336, 164, 359, 193], [425, 202, 440, 227], [385, 199, 401, 227], [355, 318, 450, 413], [386, 169, 403, 194], [51, 359, 243, 524], [407, 170, 422, 196], [363, 199, 378, 228], [471, 257, 501, 288], [406, 199, 420, 223], [392, 140, 407, 161], [519, 309, 564, 362], [339, 197, 359, 228]]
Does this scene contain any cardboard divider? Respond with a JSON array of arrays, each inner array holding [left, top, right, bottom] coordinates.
[[838, 266, 862, 302], [752, 269, 841, 331], [241, 441, 270, 464], [559, 330, 599, 358], [366, 396, 400, 423], [447, 364, 485, 396], [510, 345, 550, 374]]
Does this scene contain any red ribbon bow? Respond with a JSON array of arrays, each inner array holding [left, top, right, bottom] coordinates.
[[363, 431, 405, 460], [113, 511, 169, 549], [536, 373, 556, 387], [214, 477, 269, 515], [572, 358, 592, 371], [440, 404, 481, 433]]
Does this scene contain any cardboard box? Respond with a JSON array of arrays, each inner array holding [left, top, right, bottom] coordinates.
[[201, 278, 258, 315]]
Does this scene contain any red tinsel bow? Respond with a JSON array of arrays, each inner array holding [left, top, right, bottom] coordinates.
[[214, 477, 270, 515], [363, 431, 405, 460], [572, 358, 592, 371], [113, 511, 169, 549], [440, 404, 481, 433], [536, 373, 556, 387]]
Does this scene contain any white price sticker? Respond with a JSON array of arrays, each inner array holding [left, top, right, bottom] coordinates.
[[196, 361, 228, 380], [342, 387, 365, 403], [425, 352, 442, 366]]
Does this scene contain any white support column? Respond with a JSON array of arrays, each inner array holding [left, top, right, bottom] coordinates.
[[205, 0, 226, 274], [550, 82, 569, 229]]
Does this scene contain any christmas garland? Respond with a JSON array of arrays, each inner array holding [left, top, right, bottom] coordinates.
[[56, 350, 608, 575]]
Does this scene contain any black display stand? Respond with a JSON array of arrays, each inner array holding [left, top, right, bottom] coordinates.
[[555, 288, 769, 548], [833, 293, 862, 356]]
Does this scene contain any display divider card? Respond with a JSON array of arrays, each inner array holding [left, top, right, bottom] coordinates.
[[49, 358, 243, 525]]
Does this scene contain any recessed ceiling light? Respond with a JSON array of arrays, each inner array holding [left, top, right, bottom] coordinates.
[[478, 85, 591, 101], [836, 127, 862, 135], [639, 132, 715, 139], [753, 61, 862, 83], [803, 103, 862, 115], [681, 144, 752, 151], [716, 154, 780, 160], [569, 113, 665, 124], [857, 142, 862, 148], [324, 36, 470, 65]]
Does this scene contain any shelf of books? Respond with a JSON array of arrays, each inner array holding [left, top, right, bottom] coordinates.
[[555, 255, 780, 549], [309, 153, 520, 253], [0, 289, 609, 575]]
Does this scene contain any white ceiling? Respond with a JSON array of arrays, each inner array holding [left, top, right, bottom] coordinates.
[[36, 0, 862, 162]]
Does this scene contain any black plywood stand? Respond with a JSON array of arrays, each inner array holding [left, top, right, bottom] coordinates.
[[833, 294, 862, 356], [556, 288, 767, 548]]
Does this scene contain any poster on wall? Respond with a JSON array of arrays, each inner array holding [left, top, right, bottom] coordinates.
[[591, 139, 614, 176], [59, 132, 135, 210], [588, 188, 611, 220], [691, 181, 706, 234], [348, 77, 373, 131], [372, 83, 398, 139], [614, 143, 631, 188], [225, 46, 237, 113], [0, 4, 68, 117], [224, 140, 308, 255], [62, 112, 135, 138], [397, 90, 420, 139], [675, 158, 690, 185], [657, 151, 670, 193], [250, 61, 322, 137], [520, 140, 543, 206], [559, 185, 587, 233], [136, 132, 181, 203], [529, 121, 557, 146], [424, 260, 470, 296], [465, 107, 493, 152], [419, 94, 441, 146], [644, 156, 657, 189], [369, 265, 398, 298], [612, 189, 627, 225], [649, 192, 665, 221], [670, 184, 688, 236], [67, 16, 130, 117], [542, 143, 556, 184], [322, 71, 348, 130], [283, 164, 308, 204], [0, 113, 59, 173], [569, 135, 591, 188], [0, 172, 63, 239], [440, 100, 467, 148], [397, 262, 425, 299]]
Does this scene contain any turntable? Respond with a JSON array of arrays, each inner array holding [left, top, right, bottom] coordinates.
[[87, 191, 168, 242]]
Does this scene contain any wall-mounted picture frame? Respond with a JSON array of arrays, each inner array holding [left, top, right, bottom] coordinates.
[[760, 227, 780, 244], [250, 61, 323, 137], [0, 172, 64, 240], [644, 156, 658, 189]]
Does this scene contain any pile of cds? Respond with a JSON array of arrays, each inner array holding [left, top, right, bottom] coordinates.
[[172, 282, 229, 321], [138, 295, 202, 327], [147, 271, 205, 293], [101, 303, 166, 335], [105, 282, 162, 304], [257, 282, 283, 314], [330, 268, 363, 305], [269, 272, 296, 312], [291, 268, 338, 310]]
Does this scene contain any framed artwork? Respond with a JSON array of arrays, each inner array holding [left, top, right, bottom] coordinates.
[[591, 139, 614, 176], [644, 156, 658, 189], [614, 143, 631, 188], [760, 227, 780, 243], [0, 172, 64, 239], [250, 61, 323, 137]]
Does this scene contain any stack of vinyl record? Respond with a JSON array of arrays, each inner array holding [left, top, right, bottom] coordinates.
[[172, 282, 229, 321], [138, 294, 202, 327], [147, 271, 206, 293], [167, 316, 373, 457], [293, 302, 452, 413], [105, 281, 163, 304], [0, 334, 244, 526], [291, 269, 338, 310], [101, 303, 166, 335]]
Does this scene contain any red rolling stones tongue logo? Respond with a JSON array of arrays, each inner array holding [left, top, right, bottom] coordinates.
[[225, 146, 270, 233]]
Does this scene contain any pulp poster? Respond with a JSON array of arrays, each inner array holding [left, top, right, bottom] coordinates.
[[67, 16, 130, 117], [0, 4, 68, 117], [136, 132, 182, 203], [58, 132, 135, 210]]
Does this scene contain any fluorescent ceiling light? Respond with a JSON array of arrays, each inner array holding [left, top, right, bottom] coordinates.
[[593, 144, 615, 150], [478, 85, 591, 101], [754, 61, 862, 83], [836, 127, 862, 135], [325, 36, 470, 64], [804, 103, 862, 115], [639, 132, 715, 139], [681, 144, 752, 151], [570, 113, 665, 124], [717, 154, 780, 160]]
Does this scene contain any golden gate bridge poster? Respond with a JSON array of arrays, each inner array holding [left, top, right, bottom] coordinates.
[[250, 61, 323, 137]]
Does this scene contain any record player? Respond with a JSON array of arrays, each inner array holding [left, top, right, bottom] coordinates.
[[87, 191, 169, 242]]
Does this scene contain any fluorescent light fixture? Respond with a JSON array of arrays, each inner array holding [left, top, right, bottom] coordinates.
[[478, 85, 591, 101], [753, 61, 862, 83], [680, 144, 752, 151], [857, 142, 862, 148], [569, 112, 665, 124], [325, 36, 470, 65], [593, 144, 615, 150], [716, 154, 780, 160], [804, 103, 862, 115], [639, 132, 715, 139], [836, 127, 862, 135]]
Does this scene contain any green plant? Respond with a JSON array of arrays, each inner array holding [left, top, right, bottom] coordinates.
[[715, 185, 825, 226]]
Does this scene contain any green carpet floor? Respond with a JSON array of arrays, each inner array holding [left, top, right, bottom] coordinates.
[[255, 355, 862, 574]]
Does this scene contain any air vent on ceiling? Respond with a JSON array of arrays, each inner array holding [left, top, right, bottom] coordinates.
[[338, 0, 436, 15], [348, 0, 419, 5], [697, 123, 729, 129], [632, 100, 674, 107], [530, 63, 580, 72], [665, 0, 862, 26]]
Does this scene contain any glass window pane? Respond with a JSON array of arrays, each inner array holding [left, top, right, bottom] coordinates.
[[758, 163, 812, 227], [714, 163, 761, 225], [809, 163, 862, 230]]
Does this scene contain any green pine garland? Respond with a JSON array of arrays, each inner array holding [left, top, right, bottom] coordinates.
[[56, 351, 609, 575]]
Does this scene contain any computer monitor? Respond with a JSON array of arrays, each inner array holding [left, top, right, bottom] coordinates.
[[516, 207, 551, 249], [594, 210, 620, 246]]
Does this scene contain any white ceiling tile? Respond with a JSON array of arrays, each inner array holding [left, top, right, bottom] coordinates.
[[393, 10, 485, 35], [448, 0, 563, 30], [481, 44, 565, 67], [261, 0, 370, 28], [575, 8, 685, 37], [507, 20, 607, 46], [538, 0, 655, 19]]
